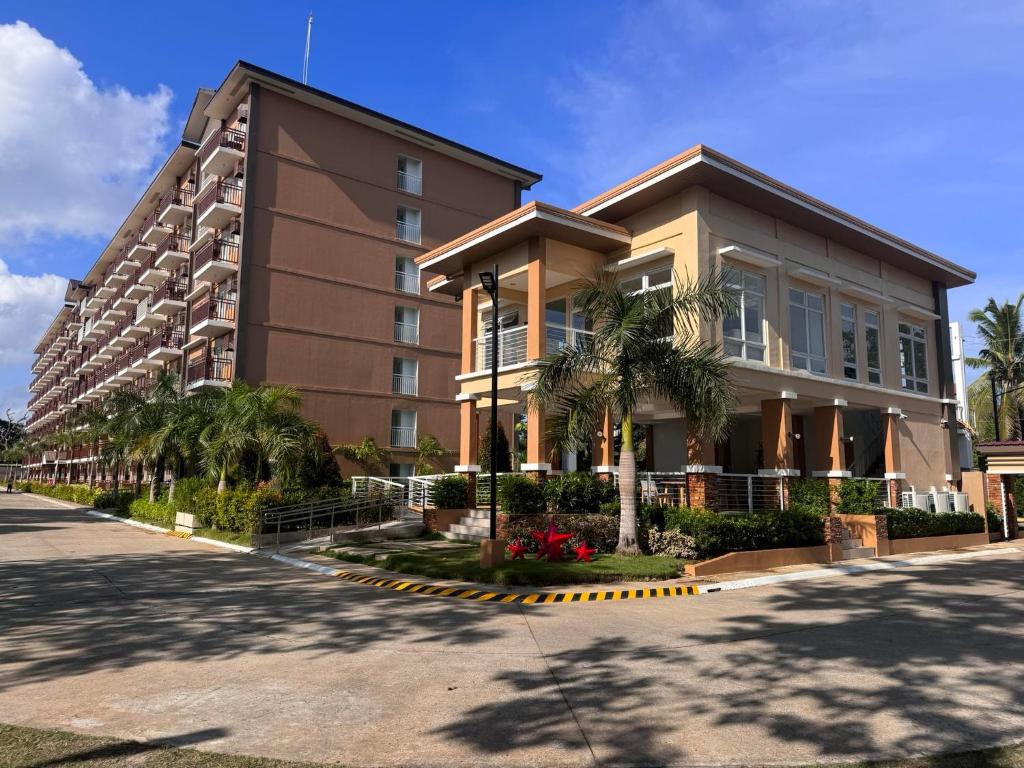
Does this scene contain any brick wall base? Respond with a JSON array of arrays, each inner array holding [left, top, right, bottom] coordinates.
[[686, 473, 719, 509]]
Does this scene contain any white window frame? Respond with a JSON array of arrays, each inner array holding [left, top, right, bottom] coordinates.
[[789, 288, 827, 375], [394, 306, 420, 344], [840, 302, 858, 380], [397, 156, 422, 195], [390, 409, 417, 449], [864, 309, 882, 385], [898, 321, 929, 393], [392, 357, 418, 396], [394, 255, 419, 294], [619, 264, 672, 295], [722, 266, 767, 363]]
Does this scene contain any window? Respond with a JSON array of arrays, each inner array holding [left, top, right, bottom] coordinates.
[[899, 322, 929, 393], [389, 462, 415, 478], [620, 266, 672, 295], [395, 256, 419, 294], [392, 357, 418, 395], [865, 310, 882, 384], [841, 303, 858, 380], [396, 206, 421, 244], [723, 266, 766, 362], [397, 156, 422, 195], [394, 306, 419, 344], [789, 288, 826, 375], [391, 409, 417, 448]]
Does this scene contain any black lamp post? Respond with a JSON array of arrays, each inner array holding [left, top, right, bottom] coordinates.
[[478, 265, 499, 541]]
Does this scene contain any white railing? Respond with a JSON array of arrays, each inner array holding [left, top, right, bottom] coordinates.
[[394, 321, 419, 344], [350, 476, 408, 504], [546, 326, 594, 354], [718, 473, 785, 513], [636, 472, 688, 506], [392, 373, 417, 396], [408, 474, 445, 508], [396, 220, 421, 244], [397, 170, 422, 195], [135, 298, 151, 324], [475, 472, 515, 508], [394, 270, 420, 294], [474, 325, 528, 370], [391, 426, 416, 448]]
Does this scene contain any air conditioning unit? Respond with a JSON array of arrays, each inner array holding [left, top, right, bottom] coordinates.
[[902, 491, 931, 510], [953, 493, 969, 512], [932, 492, 952, 513]]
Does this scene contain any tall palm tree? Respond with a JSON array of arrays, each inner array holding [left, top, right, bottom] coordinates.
[[967, 294, 1024, 440], [527, 270, 735, 554], [152, 385, 220, 500]]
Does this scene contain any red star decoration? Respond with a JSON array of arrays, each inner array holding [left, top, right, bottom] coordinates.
[[530, 522, 572, 561], [574, 542, 596, 562], [507, 540, 528, 560]]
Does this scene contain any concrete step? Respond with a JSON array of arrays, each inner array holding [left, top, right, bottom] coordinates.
[[448, 522, 490, 537], [462, 509, 492, 520], [440, 530, 487, 542], [841, 537, 864, 549], [838, 546, 875, 560]]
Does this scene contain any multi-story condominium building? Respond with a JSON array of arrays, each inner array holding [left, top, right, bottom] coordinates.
[[24, 61, 540, 481], [418, 145, 976, 512]]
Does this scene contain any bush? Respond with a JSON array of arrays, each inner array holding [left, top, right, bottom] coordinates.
[[883, 507, 985, 539], [93, 490, 133, 515], [789, 477, 829, 516], [504, 513, 619, 553], [127, 498, 175, 528], [986, 502, 1005, 538], [664, 506, 825, 559], [836, 479, 880, 515], [17, 481, 133, 513], [543, 472, 616, 514], [433, 475, 468, 509], [647, 528, 698, 559], [498, 475, 546, 515]]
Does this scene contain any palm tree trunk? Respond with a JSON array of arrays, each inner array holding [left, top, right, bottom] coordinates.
[[112, 461, 120, 492], [217, 465, 228, 494], [168, 463, 178, 503], [616, 414, 641, 555], [133, 462, 143, 497]]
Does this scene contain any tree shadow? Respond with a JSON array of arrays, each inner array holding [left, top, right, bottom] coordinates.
[[17, 727, 229, 768]]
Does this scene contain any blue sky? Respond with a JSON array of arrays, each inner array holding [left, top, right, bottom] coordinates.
[[2, 0, 1023, 417]]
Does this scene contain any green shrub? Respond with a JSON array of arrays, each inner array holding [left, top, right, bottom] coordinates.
[[664, 507, 825, 559], [647, 529, 698, 559], [17, 481, 133, 513], [789, 477, 829, 516], [498, 475, 546, 515], [93, 490, 133, 515], [836, 479, 881, 515], [543, 472, 616, 514], [986, 502, 1005, 538], [504, 513, 619, 553], [599, 499, 621, 516], [883, 507, 985, 539], [433, 475, 468, 509], [127, 498, 175, 528]]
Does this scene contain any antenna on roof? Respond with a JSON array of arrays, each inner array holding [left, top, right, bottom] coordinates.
[[302, 11, 313, 85]]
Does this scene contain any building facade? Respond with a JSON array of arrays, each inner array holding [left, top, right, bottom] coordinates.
[[419, 145, 977, 512], [24, 62, 540, 481]]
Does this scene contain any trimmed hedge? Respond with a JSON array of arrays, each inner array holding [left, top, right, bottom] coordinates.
[[836, 479, 881, 515], [882, 508, 985, 539], [16, 481, 132, 515], [788, 478, 829, 516], [504, 513, 619, 553], [663, 506, 825, 559], [543, 472, 616, 514], [497, 475, 546, 515], [433, 475, 468, 509], [127, 498, 176, 528]]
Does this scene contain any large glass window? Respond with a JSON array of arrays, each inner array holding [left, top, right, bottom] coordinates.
[[620, 266, 672, 295], [723, 266, 766, 362], [865, 310, 882, 384], [841, 302, 858, 380], [789, 288, 826, 375], [899, 322, 928, 393]]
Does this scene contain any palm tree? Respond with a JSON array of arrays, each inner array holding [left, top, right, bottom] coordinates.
[[152, 385, 220, 500], [527, 270, 736, 554], [967, 295, 1024, 440], [334, 436, 390, 476]]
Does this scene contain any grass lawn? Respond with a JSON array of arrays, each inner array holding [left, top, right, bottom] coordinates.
[[324, 542, 687, 587], [6, 723, 1024, 768], [193, 527, 254, 547]]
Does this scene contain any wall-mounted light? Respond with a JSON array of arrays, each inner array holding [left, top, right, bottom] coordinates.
[[787, 431, 802, 440]]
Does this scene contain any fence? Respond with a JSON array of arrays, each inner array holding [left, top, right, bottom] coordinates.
[[256, 492, 400, 552]]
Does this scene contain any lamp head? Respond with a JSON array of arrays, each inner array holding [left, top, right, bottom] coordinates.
[[478, 271, 497, 295]]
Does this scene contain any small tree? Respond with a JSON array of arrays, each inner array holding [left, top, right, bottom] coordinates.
[[414, 434, 452, 475], [479, 421, 512, 473], [333, 437, 390, 475]]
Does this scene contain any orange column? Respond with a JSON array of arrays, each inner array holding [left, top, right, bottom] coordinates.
[[456, 394, 480, 470], [523, 404, 548, 471], [686, 433, 720, 509], [761, 395, 796, 471], [882, 407, 905, 508], [461, 281, 478, 375], [812, 402, 848, 475], [592, 408, 615, 470], [526, 237, 546, 361]]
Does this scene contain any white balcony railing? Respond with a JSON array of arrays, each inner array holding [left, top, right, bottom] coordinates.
[[473, 325, 594, 372], [392, 373, 417, 396], [394, 270, 420, 294], [396, 220, 421, 244], [397, 170, 422, 195], [391, 426, 417, 448], [394, 321, 419, 344]]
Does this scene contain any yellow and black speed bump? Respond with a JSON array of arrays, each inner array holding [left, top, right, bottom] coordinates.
[[166, 530, 193, 539], [332, 569, 701, 604]]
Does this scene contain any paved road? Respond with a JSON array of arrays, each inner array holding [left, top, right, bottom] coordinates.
[[2, 493, 1024, 767]]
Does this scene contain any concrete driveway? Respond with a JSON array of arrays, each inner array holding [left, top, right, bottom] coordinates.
[[2, 492, 1024, 767]]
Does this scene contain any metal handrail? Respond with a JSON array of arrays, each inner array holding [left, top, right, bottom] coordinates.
[[256, 491, 400, 552]]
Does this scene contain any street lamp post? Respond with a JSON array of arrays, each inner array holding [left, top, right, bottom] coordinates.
[[478, 265, 503, 565]]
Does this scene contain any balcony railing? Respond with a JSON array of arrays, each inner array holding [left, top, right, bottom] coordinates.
[[397, 170, 422, 195], [192, 295, 237, 325], [194, 238, 239, 272], [396, 220, 421, 244], [186, 354, 233, 385], [158, 184, 195, 215], [195, 180, 243, 218], [392, 373, 417, 396], [147, 325, 185, 354], [155, 232, 191, 261], [390, 426, 417, 448], [473, 325, 593, 371], [152, 275, 188, 306], [394, 270, 420, 294], [394, 321, 419, 344], [198, 126, 247, 166]]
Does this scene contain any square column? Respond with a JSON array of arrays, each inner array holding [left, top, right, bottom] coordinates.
[[461, 280, 478, 375], [882, 407, 906, 508], [685, 433, 721, 510], [522, 403, 550, 478], [591, 408, 615, 479], [526, 238, 547, 361], [456, 393, 480, 468], [812, 400, 850, 511]]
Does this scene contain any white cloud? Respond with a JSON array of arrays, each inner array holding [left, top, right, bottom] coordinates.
[[0, 257, 67, 417], [0, 20, 172, 241]]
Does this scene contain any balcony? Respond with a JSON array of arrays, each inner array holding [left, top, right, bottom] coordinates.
[[199, 126, 246, 177], [136, 250, 169, 287], [145, 325, 185, 364], [396, 219, 421, 245], [394, 270, 420, 294], [392, 373, 417, 396], [190, 295, 236, 338], [186, 354, 233, 388], [154, 232, 191, 270], [140, 206, 172, 245], [397, 169, 422, 195], [390, 426, 417, 449], [157, 185, 195, 228], [150, 275, 188, 317], [133, 296, 166, 331], [192, 238, 239, 283], [112, 293, 138, 313], [127, 342, 149, 374], [195, 180, 243, 231], [124, 279, 153, 301], [472, 325, 594, 372], [112, 350, 138, 384], [115, 241, 142, 275], [394, 321, 419, 345]]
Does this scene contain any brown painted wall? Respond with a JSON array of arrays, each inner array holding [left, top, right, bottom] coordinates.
[[238, 88, 522, 473]]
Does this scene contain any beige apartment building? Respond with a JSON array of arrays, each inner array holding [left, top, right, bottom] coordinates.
[[418, 145, 976, 512], [24, 61, 540, 480]]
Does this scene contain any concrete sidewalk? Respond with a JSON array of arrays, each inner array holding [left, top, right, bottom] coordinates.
[[3, 492, 1024, 767]]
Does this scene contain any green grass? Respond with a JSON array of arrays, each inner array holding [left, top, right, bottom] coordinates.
[[324, 543, 686, 586], [193, 527, 254, 547]]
